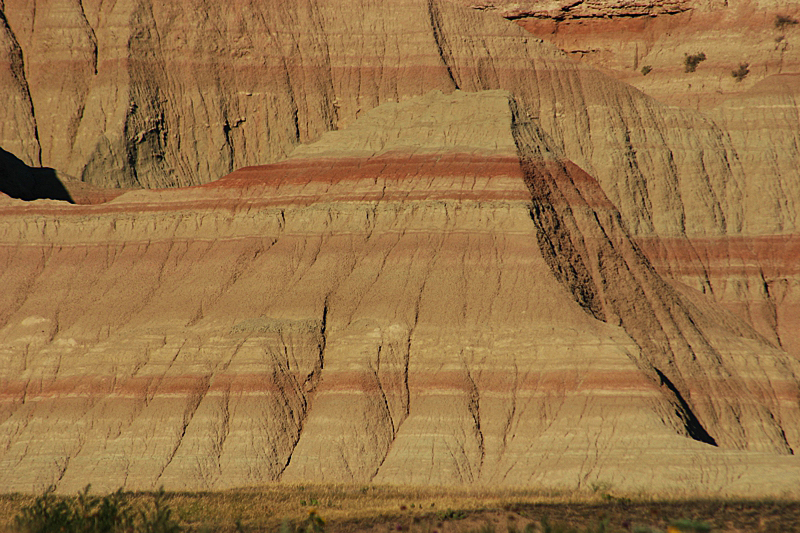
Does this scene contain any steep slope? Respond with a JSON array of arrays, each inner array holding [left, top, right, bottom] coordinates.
[[458, 0, 800, 110], [0, 5, 39, 167], [1, 0, 798, 495], [0, 0, 797, 242], [1, 90, 798, 494], [437, 1, 800, 356]]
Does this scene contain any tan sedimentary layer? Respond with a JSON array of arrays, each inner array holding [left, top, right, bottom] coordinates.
[[638, 235, 800, 357], [0, 159, 657, 492], [1, 90, 799, 494], [1, 0, 798, 249], [452, 0, 800, 368]]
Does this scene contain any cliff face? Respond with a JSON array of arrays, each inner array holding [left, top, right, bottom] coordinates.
[[460, 0, 800, 369], [458, 1, 800, 107], [1, 0, 800, 494], [0, 0, 452, 188], [1, 0, 798, 240], [1, 90, 799, 493]]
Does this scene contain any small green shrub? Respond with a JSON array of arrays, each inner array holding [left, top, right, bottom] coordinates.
[[278, 510, 325, 533], [13, 488, 74, 533], [731, 63, 749, 81], [139, 488, 181, 533], [300, 510, 325, 533], [13, 485, 180, 533], [540, 517, 571, 533], [684, 53, 707, 73], [640, 65, 653, 76], [437, 509, 467, 521], [589, 481, 613, 494], [669, 519, 711, 533], [775, 14, 798, 30]]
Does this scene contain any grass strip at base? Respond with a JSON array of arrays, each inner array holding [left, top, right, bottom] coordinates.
[[1, 484, 798, 533]]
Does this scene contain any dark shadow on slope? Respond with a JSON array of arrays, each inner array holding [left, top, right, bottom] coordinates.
[[507, 97, 725, 448], [0, 147, 74, 203], [519, 152, 721, 448], [654, 368, 717, 446]]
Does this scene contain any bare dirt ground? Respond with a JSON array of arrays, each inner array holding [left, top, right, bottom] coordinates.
[[332, 500, 800, 533]]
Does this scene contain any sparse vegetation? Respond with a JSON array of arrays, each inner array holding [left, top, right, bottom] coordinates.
[[640, 65, 653, 76], [279, 510, 325, 533], [669, 518, 712, 533], [461, 519, 612, 533], [437, 508, 468, 521], [774, 14, 798, 31], [13, 485, 180, 533], [731, 62, 749, 82], [684, 53, 706, 73], [4, 486, 800, 533]]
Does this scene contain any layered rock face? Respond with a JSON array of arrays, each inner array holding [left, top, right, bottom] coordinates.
[[1, 0, 800, 495], [461, 1, 800, 109], [1, 0, 797, 232], [1, 90, 799, 494], [466, 0, 800, 370]]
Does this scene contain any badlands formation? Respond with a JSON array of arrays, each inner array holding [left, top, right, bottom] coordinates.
[[467, 0, 800, 110], [1, 0, 800, 494]]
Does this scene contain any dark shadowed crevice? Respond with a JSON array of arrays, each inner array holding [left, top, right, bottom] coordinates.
[[427, 0, 460, 90], [497, 5, 690, 22], [525, 168, 606, 321], [0, 147, 73, 202], [654, 368, 717, 446], [76, 0, 98, 75], [279, 301, 328, 477], [518, 151, 720, 448], [463, 364, 485, 476], [0, 10, 42, 165]]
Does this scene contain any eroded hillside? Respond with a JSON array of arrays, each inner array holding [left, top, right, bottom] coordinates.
[[463, 0, 800, 109], [1, 0, 799, 495], [1, 90, 799, 493], [2, 0, 798, 241]]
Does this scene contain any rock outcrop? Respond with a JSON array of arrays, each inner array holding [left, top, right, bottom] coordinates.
[[1, 90, 799, 494], [1, 0, 799, 496], [1, 0, 798, 233], [469, 0, 800, 109]]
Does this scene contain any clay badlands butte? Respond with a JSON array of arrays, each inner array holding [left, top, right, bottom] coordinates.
[[1, 0, 800, 495]]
